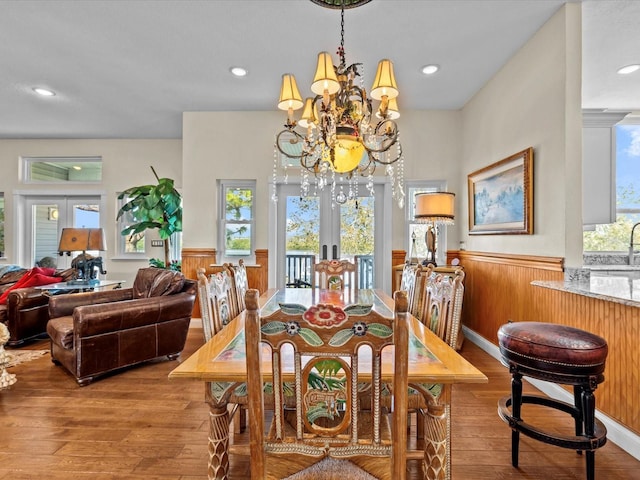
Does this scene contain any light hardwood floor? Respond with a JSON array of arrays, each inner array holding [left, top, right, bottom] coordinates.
[[1, 327, 639, 479]]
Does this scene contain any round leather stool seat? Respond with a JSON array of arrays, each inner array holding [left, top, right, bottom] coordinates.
[[497, 321, 608, 480], [498, 321, 608, 382]]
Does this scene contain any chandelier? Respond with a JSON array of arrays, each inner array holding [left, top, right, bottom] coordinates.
[[273, 0, 405, 208]]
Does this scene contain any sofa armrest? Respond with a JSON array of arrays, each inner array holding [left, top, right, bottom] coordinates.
[[7, 287, 51, 313], [48, 288, 134, 318], [73, 292, 196, 338]]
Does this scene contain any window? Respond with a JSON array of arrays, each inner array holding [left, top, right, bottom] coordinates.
[[22, 156, 102, 183], [0, 193, 4, 257], [116, 194, 146, 257], [584, 124, 640, 251], [405, 180, 448, 265], [218, 180, 255, 259]]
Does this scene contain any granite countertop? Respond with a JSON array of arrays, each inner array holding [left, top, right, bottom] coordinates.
[[532, 273, 640, 307]]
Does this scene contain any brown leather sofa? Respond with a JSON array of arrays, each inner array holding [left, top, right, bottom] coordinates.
[[47, 267, 196, 386], [0, 267, 76, 346]]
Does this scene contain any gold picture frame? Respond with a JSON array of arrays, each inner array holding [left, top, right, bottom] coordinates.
[[467, 147, 533, 235]]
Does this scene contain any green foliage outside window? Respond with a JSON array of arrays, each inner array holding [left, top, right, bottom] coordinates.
[[583, 186, 640, 251], [286, 196, 319, 253], [285, 196, 374, 256], [225, 187, 253, 255]]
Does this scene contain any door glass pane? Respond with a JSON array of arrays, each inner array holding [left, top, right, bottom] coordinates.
[[285, 195, 319, 287], [340, 196, 375, 288], [30, 199, 100, 268], [33, 204, 60, 268], [73, 204, 100, 256]]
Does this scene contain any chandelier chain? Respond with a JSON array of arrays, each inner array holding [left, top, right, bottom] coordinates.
[[339, 3, 346, 69]]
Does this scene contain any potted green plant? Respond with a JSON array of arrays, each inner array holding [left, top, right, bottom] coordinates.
[[117, 166, 182, 270]]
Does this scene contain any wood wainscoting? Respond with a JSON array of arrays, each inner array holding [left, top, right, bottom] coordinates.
[[529, 281, 640, 436], [449, 250, 564, 344], [443, 250, 640, 438], [181, 248, 269, 319]]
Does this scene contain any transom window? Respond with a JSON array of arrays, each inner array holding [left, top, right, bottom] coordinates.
[[22, 156, 102, 183]]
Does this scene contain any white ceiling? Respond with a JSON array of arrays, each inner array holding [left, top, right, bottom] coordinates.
[[1, 0, 638, 139]]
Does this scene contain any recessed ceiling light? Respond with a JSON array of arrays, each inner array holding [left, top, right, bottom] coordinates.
[[72, 165, 82, 170], [617, 64, 640, 75], [421, 64, 439, 75], [33, 87, 56, 96], [230, 67, 248, 77]]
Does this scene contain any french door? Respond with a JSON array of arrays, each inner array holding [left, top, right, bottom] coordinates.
[[274, 182, 388, 290], [22, 195, 101, 269]]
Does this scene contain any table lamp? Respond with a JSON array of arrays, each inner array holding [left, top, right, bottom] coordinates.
[[58, 228, 107, 285], [414, 192, 455, 266]]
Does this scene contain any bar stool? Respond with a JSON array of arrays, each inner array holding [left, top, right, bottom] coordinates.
[[497, 321, 608, 480]]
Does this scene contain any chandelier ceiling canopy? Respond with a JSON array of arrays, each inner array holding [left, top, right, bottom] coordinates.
[[273, 0, 405, 208]]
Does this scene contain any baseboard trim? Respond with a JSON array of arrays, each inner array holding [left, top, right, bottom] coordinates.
[[462, 326, 640, 462]]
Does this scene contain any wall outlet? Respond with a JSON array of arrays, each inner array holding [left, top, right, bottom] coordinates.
[[151, 240, 164, 247]]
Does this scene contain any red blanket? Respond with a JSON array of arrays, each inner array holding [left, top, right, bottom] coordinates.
[[0, 267, 63, 305]]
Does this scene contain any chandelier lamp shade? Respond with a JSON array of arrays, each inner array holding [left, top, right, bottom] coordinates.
[[273, 0, 405, 207]]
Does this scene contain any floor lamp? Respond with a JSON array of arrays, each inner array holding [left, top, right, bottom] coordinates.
[[414, 192, 455, 266], [58, 228, 107, 285]]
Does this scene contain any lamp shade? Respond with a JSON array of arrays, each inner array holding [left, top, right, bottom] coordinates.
[[58, 228, 106, 253], [370, 59, 399, 100], [415, 192, 455, 224], [311, 52, 340, 96], [298, 97, 318, 128], [278, 74, 304, 111]]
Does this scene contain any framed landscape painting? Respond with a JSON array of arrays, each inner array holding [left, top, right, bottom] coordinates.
[[467, 147, 533, 235]]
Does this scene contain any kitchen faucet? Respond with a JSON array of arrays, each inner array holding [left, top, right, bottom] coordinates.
[[630, 222, 640, 265]]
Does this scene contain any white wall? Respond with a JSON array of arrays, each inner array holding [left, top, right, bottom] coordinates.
[[181, 110, 462, 277], [460, 4, 583, 266], [0, 4, 584, 286], [0, 139, 182, 286]]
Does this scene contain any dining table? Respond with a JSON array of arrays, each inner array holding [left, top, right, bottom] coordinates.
[[169, 288, 487, 480]]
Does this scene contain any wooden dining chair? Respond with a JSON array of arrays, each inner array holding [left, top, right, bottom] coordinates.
[[418, 267, 465, 351], [312, 259, 358, 292], [244, 288, 410, 480], [196, 267, 248, 432], [223, 259, 249, 316], [406, 266, 466, 475], [399, 262, 434, 319]]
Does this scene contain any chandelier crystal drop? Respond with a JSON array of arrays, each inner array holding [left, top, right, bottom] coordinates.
[[273, 1, 405, 208]]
